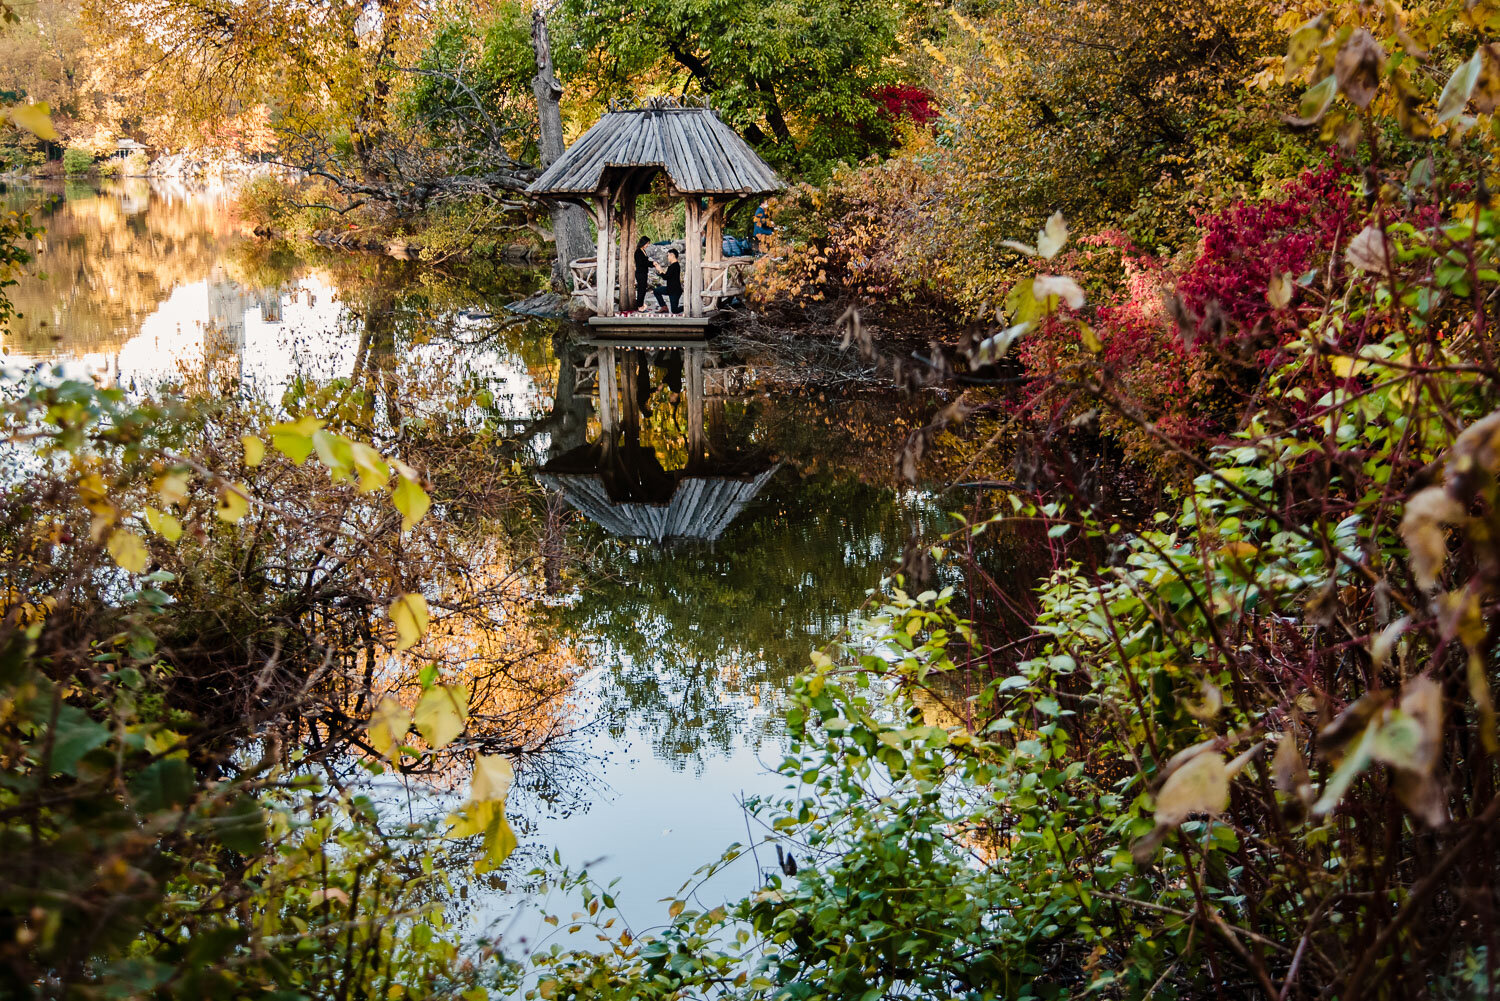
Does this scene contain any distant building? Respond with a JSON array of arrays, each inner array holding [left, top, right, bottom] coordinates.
[[112, 138, 148, 159]]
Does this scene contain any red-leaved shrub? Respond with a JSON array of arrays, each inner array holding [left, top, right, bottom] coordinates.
[[1177, 164, 1357, 355], [1017, 231, 1226, 467]]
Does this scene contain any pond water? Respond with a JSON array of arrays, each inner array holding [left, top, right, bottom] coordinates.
[[0, 179, 956, 952]]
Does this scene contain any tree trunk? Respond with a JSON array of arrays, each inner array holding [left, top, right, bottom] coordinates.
[[532, 9, 592, 291]]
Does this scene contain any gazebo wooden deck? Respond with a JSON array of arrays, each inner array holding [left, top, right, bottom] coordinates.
[[525, 98, 784, 333]]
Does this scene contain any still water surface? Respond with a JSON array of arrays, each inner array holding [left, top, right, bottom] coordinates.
[[1, 180, 949, 950]]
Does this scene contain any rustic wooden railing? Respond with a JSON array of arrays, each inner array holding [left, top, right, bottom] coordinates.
[[699, 256, 755, 310], [570, 257, 598, 303]]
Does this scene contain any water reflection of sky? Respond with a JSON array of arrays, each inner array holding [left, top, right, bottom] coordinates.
[[5, 180, 951, 955]]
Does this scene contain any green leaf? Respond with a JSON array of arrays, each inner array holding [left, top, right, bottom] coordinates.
[[128, 756, 193, 813], [447, 798, 517, 873], [268, 416, 323, 465], [215, 795, 266, 855], [46, 704, 110, 775], [1284, 14, 1327, 75], [1313, 719, 1377, 815], [1297, 75, 1338, 122], [311, 430, 355, 480], [413, 683, 469, 750]]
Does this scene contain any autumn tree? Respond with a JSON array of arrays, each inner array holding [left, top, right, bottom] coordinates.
[[552, 0, 913, 176]]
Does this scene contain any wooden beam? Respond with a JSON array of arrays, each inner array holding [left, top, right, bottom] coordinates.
[[685, 345, 706, 466], [597, 344, 617, 433], [619, 347, 641, 438]]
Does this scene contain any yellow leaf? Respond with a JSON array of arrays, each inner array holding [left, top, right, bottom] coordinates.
[[1399, 486, 1465, 589], [471, 754, 514, 802], [154, 470, 191, 507], [392, 475, 430, 532], [368, 696, 412, 760], [1079, 323, 1102, 353], [8, 102, 59, 141], [1267, 272, 1293, 309], [268, 416, 324, 465], [143, 506, 183, 543], [107, 529, 148, 573], [445, 798, 517, 872], [311, 430, 355, 480], [350, 442, 390, 494], [668, 900, 686, 918], [388, 593, 430, 652], [242, 435, 266, 467], [413, 682, 468, 750], [216, 484, 251, 523]]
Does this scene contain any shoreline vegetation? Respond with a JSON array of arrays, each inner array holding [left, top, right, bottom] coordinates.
[[6, 0, 1500, 997]]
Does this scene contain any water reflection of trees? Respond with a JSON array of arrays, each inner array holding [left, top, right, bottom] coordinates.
[[3, 181, 239, 354]]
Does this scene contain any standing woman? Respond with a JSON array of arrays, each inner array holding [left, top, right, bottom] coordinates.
[[652, 250, 683, 314], [633, 236, 651, 310]]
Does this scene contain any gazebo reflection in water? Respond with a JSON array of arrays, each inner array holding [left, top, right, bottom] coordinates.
[[537, 339, 777, 544]]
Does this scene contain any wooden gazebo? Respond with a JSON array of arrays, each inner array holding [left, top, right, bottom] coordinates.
[[525, 98, 784, 331]]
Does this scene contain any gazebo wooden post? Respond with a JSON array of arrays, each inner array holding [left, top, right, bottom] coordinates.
[[703, 198, 726, 312], [682, 197, 704, 317], [592, 191, 617, 316], [619, 190, 637, 313]]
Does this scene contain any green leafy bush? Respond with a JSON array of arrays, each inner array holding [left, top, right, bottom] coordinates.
[[61, 146, 93, 176]]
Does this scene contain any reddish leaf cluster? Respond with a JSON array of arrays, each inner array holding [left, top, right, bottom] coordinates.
[[869, 84, 939, 127], [1177, 164, 1357, 353]]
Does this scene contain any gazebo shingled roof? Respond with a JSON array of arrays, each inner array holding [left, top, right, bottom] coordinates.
[[527, 101, 784, 197]]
